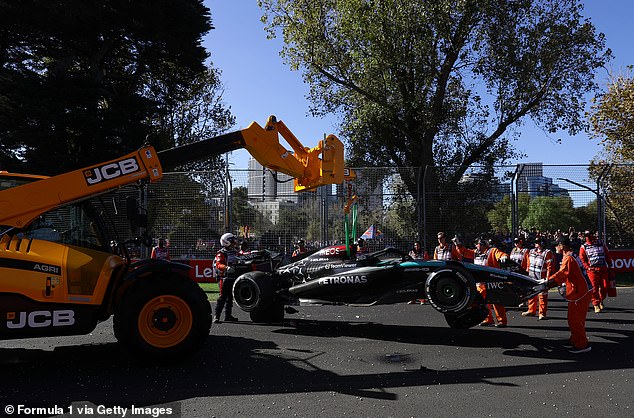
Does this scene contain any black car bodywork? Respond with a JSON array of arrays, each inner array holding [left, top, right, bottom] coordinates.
[[232, 245, 546, 329]]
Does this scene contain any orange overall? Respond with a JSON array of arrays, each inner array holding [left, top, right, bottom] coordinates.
[[549, 253, 593, 350], [579, 240, 612, 308], [460, 246, 508, 326]]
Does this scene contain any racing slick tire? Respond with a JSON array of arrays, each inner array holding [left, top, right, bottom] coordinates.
[[233, 272, 285, 323], [444, 298, 489, 329], [113, 275, 212, 363], [425, 268, 477, 314], [232, 271, 275, 312]]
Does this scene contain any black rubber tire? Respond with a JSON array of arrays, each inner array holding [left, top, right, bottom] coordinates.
[[249, 301, 285, 323], [232, 271, 274, 312], [444, 303, 489, 329], [232, 272, 284, 323], [425, 268, 476, 313], [113, 275, 212, 363]]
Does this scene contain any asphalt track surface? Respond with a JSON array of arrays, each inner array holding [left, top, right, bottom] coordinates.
[[1, 289, 634, 418]]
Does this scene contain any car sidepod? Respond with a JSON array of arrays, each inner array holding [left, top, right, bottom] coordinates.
[[287, 264, 426, 305]]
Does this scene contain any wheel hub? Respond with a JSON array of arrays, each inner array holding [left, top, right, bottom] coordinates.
[[442, 285, 456, 298], [238, 286, 254, 303], [152, 307, 177, 331]]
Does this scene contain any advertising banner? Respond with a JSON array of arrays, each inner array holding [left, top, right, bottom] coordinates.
[[610, 250, 634, 273], [179, 259, 216, 283]]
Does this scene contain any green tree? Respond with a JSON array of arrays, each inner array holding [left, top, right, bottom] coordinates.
[[588, 73, 634, 244], [231, 186, 265, 237], [276, 206, 309, 238], [259, 0, 610, 195], [488, 193, 530, 234], [0, 0, 212, 174], [385, 193, 417, 239], [574, 199, 598, 232], [488, 195, 512, 235], [153, 66, 236, 172], [147, 174, 214, 258], [522, 196, 578, 232], [306, 213, 322, 242], [589, 73, 634, 161], [154, 65, 237, 203]]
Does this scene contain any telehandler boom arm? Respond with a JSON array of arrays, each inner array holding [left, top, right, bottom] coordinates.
[[0, 115, 344, 229]]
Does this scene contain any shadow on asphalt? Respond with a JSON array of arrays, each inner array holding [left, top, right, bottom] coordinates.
[[273, 316, 634, 358], [1, 312, 633, 408]]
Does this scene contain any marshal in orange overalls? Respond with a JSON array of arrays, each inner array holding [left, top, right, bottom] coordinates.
[[548, 248, 593, 351], [458, 239, 508, 327]]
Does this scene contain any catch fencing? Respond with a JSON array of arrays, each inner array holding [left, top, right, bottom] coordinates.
[[113, 162, 633, 259]]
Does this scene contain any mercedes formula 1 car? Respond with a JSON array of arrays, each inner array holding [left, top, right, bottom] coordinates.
[[232, 245, 547, 329]]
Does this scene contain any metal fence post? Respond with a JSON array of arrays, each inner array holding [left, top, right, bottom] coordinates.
[[321, 185, 329, 244], [422, 165, 429, 251], [596, 177, 602, 239], [597, 164, 612, 242], [140, 186, 149, 258], [416, 166, 422, 242], [513, 164, 525, 237]]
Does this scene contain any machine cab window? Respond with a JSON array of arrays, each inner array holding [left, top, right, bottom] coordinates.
[[18, 203, 108, 251]]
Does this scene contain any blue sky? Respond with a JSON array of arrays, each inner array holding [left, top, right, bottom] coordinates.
[[203, 1, 634, 169]]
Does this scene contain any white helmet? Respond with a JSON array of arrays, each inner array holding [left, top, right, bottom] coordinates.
[[220, 232, 236, 247]]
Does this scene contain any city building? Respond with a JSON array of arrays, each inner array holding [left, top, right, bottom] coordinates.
[[516, 163, 569, 198], [247, 158, 298, 203]]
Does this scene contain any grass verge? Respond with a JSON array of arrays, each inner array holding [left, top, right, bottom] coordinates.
[[617, 272, 634, 287], [199, 282, 220, 302]]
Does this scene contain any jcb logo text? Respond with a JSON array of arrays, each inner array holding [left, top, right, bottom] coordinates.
[[83, 157, 140, 185], [6, 310, 75, 329]]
